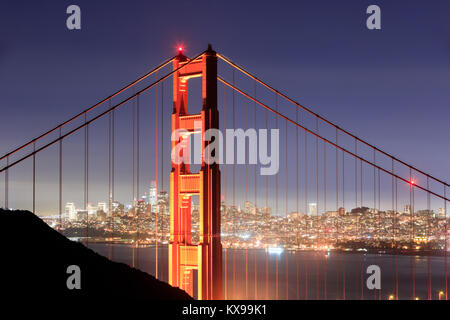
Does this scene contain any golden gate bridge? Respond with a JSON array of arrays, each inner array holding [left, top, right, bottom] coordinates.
[[0, 45, 448, 300]]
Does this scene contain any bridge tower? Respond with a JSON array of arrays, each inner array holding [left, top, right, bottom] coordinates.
[[168, 45, 222, 300]]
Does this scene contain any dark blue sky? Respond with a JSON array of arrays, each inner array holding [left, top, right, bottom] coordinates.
[[1, 0, 449, 213]]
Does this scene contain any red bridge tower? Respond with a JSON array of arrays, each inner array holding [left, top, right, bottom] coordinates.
[[168, 45, 222, 300]]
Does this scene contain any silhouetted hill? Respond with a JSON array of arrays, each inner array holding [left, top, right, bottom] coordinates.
[[1, 209, 192, 301]]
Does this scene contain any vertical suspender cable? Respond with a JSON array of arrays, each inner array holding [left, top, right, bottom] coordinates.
[[335, 128, 339, 300], [5, 156, 8, 209], [132, 88, 136, 268], [304, 114, 308, 300], [409, 167, 414, 299], [275, 93, 279, 300], [232, 69, 236, 299], [108, 105, 112, 260], [136, 92, 140, 268], [427, 177, 431, 300], [59, 128, 62, 230], [445, 186, 448, 300], [315, 118, 319, 299], [324, 136, 327, 300], [160, 80, 164, 189], [356, 140, 360, 299], [378, 167, 381, 300], [296, 103, 299, 300], [32, 143, 36, 211], [112, 105, 115, 259], [392, 159, 397, 299], [155, 72, 159, 279], [285, 104, 289, 300], [84, 113, 89, 247], [342, 147, 346, 300], [244, 98, 248, 300], [267, 97, 271, 300], [373, 150, 377, 300], [87, 115, 89, 245], [137, 93, 140, 205], [160, 80, 165, 281], [392, 159, 395, 296], [355, 141, 358, 213], [223, 84, 228, 300], [254, 80, 258, 300], [412, 171, 415, 299], [360, 158, 364, 300], [395, 166, 399, 299], [265, 97, 269, 300]]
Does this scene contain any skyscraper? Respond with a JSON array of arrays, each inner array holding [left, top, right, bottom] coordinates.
[[97, 202, 108, 215], [149, 180, 157, 213], [404, 205, 411, 214], [87, 203, 97, 216], [308, 203, 317, 216], [65, 202, 77, 221]]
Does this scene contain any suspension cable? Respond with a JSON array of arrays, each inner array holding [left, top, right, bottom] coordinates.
[[0, 52, 205, 174], [0, 57, 175, 164], [217, 53, 450, 189], [217, 76, 450, 203]]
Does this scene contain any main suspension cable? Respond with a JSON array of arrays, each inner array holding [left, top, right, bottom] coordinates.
[[1, 52, 205, 174], [217, 53, 449, 190], [0, 57, 175, 163], [217, 76, 450, 203]]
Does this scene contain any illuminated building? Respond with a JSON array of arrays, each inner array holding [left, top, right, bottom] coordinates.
[[404, 205, 411, 214], [308, 203, 317, 216], [97, 202, 107, 215], [87, 203, 97, 216], [65, 202, 77, 221], [76, 210, 88, 221], [149, 180, 157, 212]]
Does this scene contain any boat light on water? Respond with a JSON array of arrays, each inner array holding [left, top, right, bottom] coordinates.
[[267, 247, 284, 255]]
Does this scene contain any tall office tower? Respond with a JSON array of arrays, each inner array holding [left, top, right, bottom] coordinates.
[[65, 202, 77, 221], [308, 202, 317, 216], [149, 180, 157, 213]]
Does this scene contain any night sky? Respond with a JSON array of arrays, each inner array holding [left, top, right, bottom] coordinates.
[[1, 0, 449, 214]]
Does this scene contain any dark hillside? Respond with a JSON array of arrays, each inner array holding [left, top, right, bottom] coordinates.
[[0, 209, 192, 301]]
